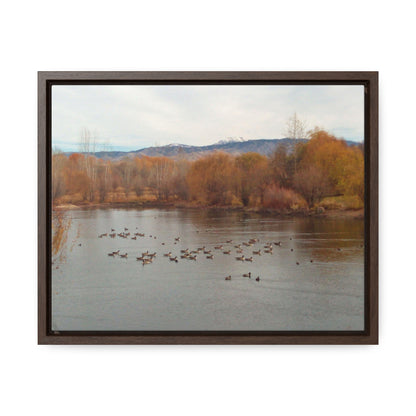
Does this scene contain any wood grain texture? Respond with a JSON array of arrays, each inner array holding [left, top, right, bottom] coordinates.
[[38, 71, 378, 345], [38, 72, 48, 344]]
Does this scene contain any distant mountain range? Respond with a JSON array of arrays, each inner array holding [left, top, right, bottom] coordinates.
[[65, 138, 360, 160]]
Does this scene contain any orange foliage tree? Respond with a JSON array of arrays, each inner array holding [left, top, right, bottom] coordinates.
[[235, 152, 271, 206], [52, 130, 364, 210], [298, 129, 364, 202], [187, 152, 239, 205]]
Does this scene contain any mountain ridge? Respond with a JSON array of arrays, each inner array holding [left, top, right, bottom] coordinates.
[[64, 138, 361, 160]]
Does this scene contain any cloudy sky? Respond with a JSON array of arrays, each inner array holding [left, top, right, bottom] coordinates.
[[52, 84, 364, 151]]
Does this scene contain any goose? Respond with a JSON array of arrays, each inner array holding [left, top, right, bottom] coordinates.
[[255, 276, 260, 282], [181, 254, 189, 259], [142, 251, 149, 257], [236, 255, 245, 261], [264, 249, 273, 254], [243, 272, 251, 278], [131, 236, 137, 240], [188, 255, 197, 261], [175, 237, 180, 241], [180, 249, 189, 253], [236, 249, 243, 253], [108, 252, 115, 257], [245, 257, 253, 262], [234, 244, 241, 249], [253, 250, 261, 255], [112, 250, 120, 255], [214, 245, 223, 250], [225, 275, 232, 281], [203, 250, 211, 254], [148, 252, 157, 258], [274, 242, 282, 246], [197, 246, 205, 251], [169, 256, 178, 261], [120, 253, 128, 258], [142, 259, 152, 265], [206, 254, 214, 259], [226, 239, 233, 243], [223, 250, 231, 255], [164, 252, 172, 257], [136, 256, 144, 261]]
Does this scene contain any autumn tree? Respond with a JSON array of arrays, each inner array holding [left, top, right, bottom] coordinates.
[[64, 153, 90, 199], [96, 160, 112, 202], [187, 152, 238, 205], [115, 157, 137, 190], [148, 157, 176, 200], [269, 144, 289, 187], [293, 165, 330, 208], [52, 149, 68, 200], [172, 158, 191, 200], [299, 129, 364, 200], [235, 152, 270, 206]]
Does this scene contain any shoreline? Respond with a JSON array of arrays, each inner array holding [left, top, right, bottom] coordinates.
[[53, 201, 364, 219]]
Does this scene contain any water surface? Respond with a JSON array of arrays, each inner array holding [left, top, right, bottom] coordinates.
[[52, 208, 364, 331]]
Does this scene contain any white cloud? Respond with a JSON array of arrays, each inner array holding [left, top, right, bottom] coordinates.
[[52, 84, 364, 151]]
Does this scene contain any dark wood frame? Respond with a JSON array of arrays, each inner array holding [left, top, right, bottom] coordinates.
[[38, 71, 378, 344]]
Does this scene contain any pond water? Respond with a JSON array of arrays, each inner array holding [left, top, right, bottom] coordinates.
[[52, 208, 364, 331]]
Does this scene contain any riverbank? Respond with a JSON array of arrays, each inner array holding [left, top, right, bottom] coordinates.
[[53, 201, 364, 219]]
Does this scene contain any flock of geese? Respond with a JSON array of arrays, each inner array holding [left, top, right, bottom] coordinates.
[[99, 226, 315, 282]]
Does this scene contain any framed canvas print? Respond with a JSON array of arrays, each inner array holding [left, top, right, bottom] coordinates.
[[38, 71, 378, 344]]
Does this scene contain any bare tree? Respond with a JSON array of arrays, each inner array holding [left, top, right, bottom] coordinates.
[[284, 113, 308, 174], [284, 112, 308, 140], [79, 128, 98, 201]]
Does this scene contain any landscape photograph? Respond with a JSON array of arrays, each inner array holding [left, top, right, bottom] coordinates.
[[51, 84, 365, 332]]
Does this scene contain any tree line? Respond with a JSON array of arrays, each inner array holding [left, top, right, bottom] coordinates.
[[52, 129, 364, 210]]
